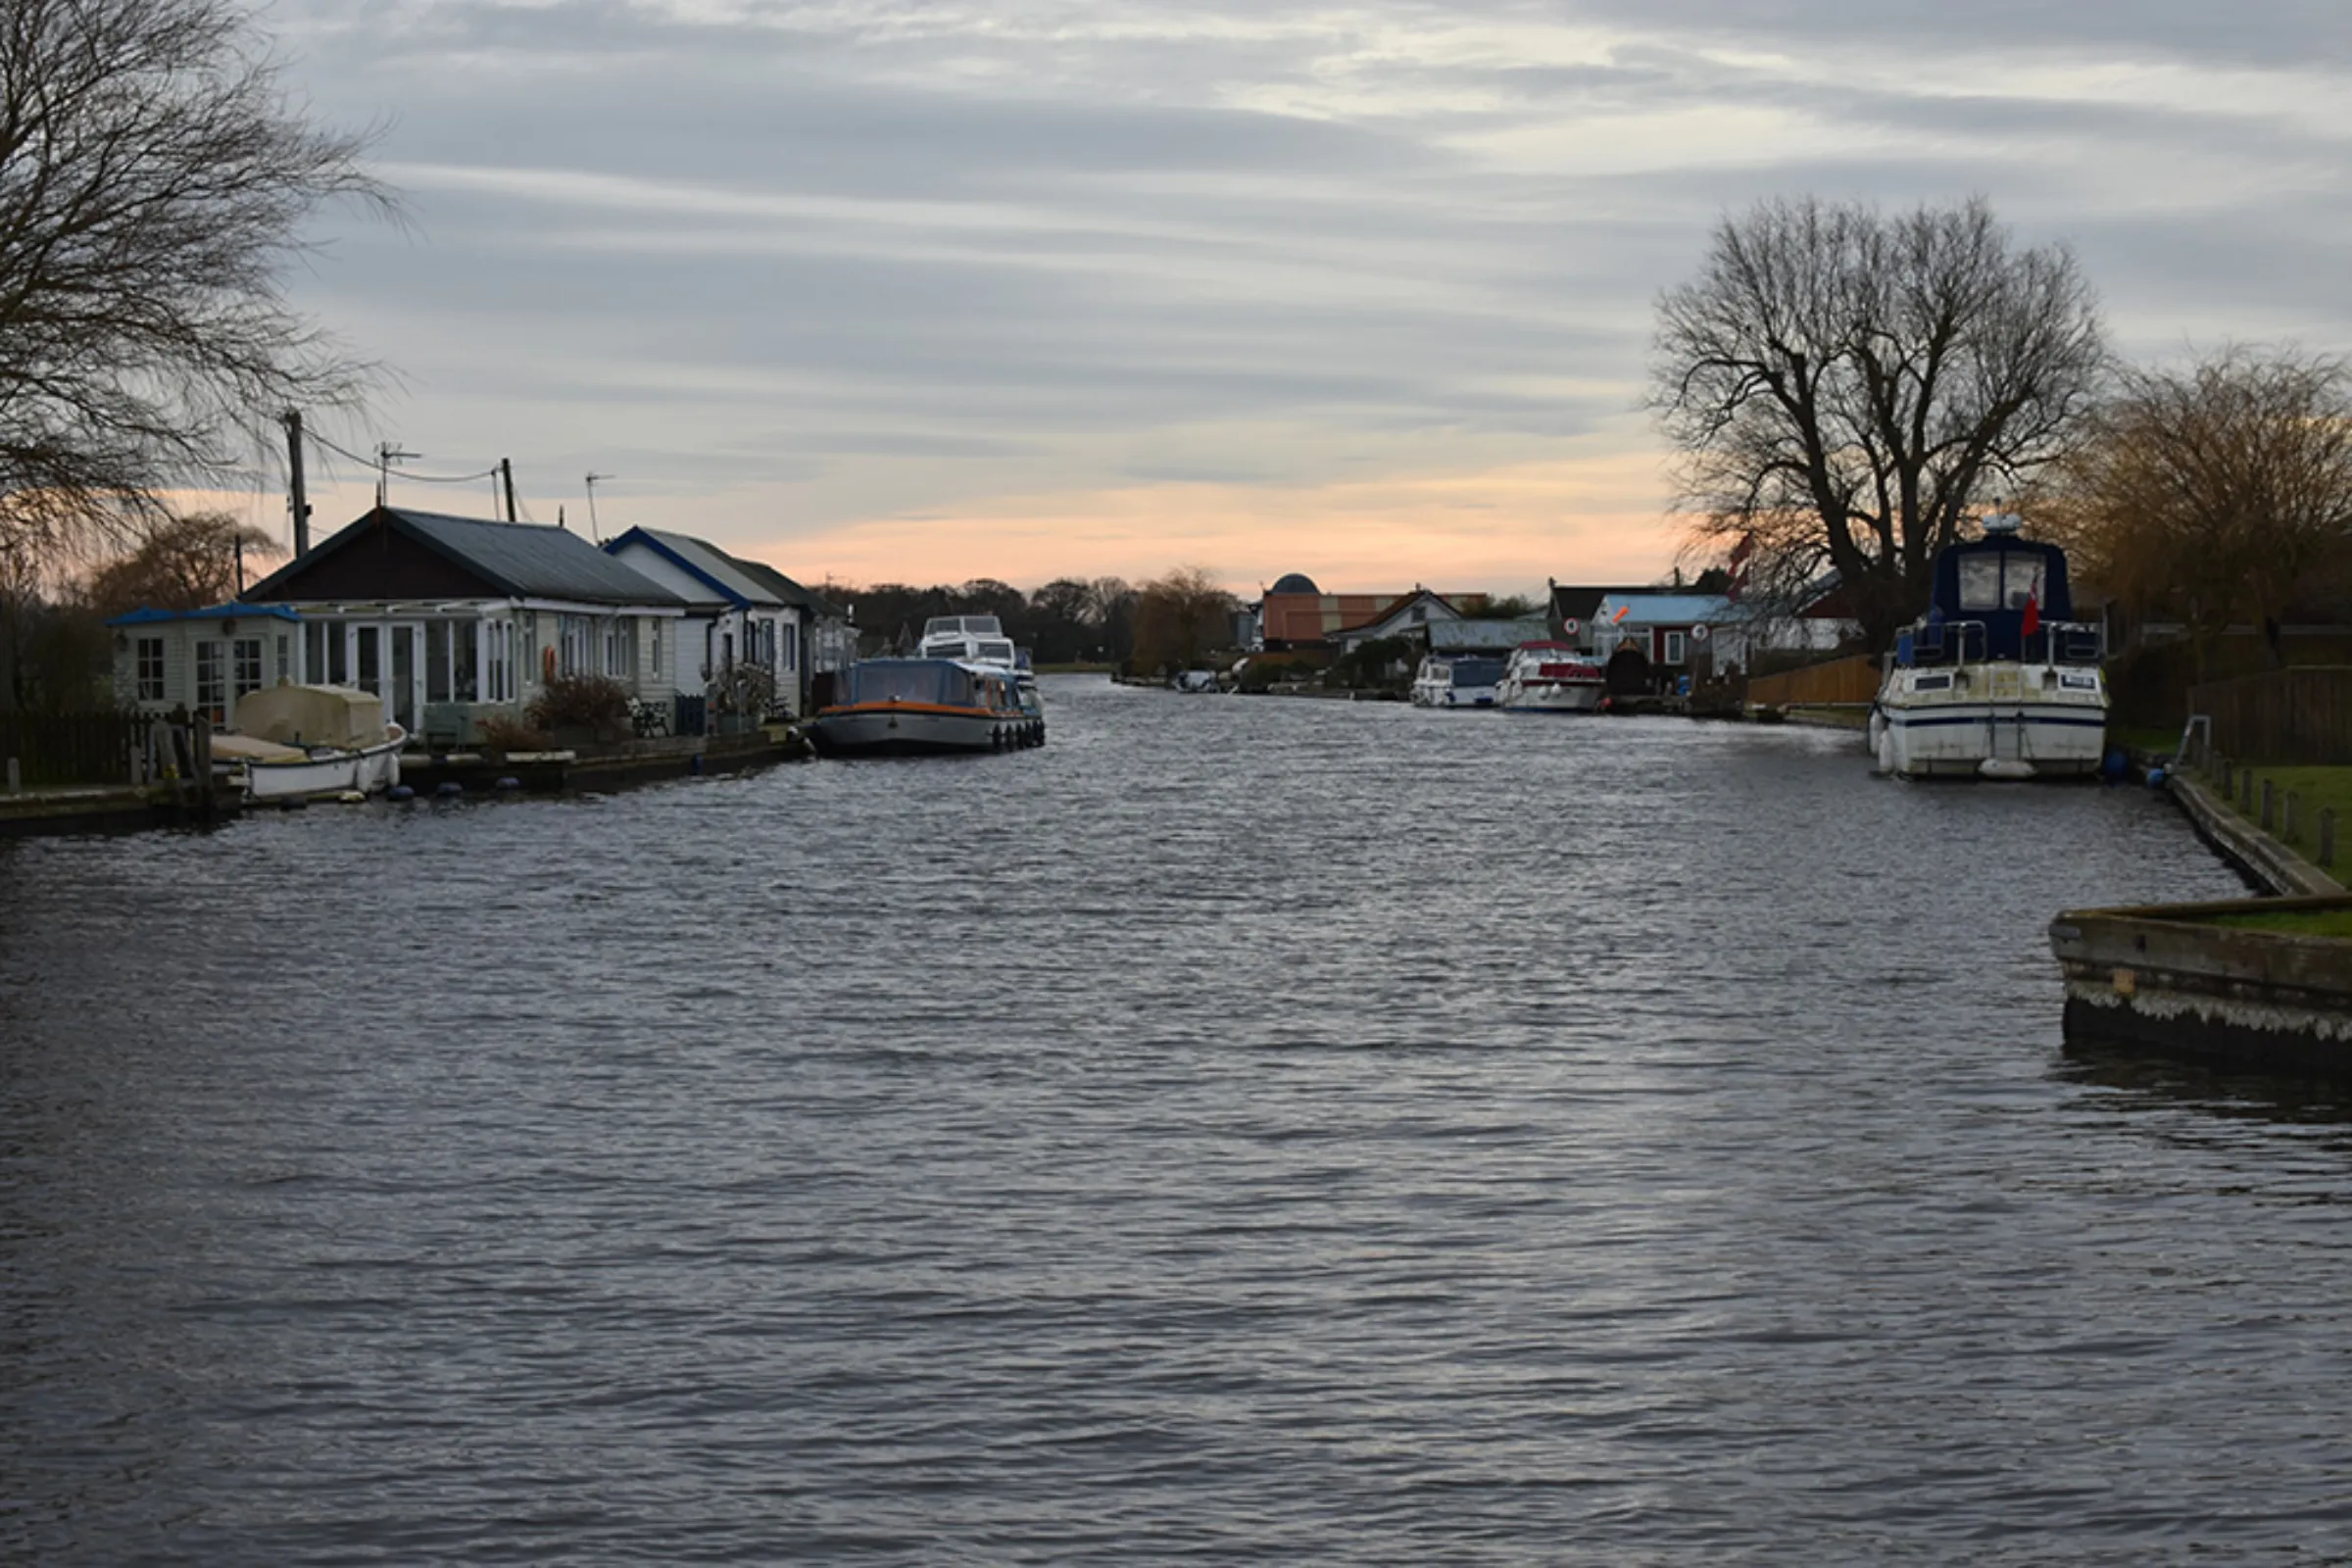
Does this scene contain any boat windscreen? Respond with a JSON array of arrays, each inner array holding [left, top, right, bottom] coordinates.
[[845, 662, 959, 705], [1451, 658, 1506, 686]]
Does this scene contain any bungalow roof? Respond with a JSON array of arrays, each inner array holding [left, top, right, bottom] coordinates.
[[612, 527, 785, 608], [244, 506, 686, 608]]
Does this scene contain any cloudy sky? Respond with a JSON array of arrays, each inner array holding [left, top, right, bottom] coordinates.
[[248, 0, 2352, 595]]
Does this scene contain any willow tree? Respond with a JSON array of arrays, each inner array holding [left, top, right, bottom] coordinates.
[[1131, 566, 1235, 674], [2038, 348, 2352, 675], [0, 0, 391, 576], [1652, 196, 2106, 649]]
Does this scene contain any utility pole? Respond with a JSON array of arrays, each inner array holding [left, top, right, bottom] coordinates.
[[501, 458, 518, 523], [375, 441, 417, 508], [284, 410, 313, 559], [584, 472, 612, 542]]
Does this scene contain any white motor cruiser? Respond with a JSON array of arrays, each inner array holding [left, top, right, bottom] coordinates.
[[1495, 642, 1605, 712], [1411, 654, 1506, 708], [1869, 514, 2108, 779]]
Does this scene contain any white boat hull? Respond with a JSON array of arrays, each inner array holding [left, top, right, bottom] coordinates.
[[1871, 667, 2107, 779], [1497, 680, 1603, 712], [243, 726, 406, 800]]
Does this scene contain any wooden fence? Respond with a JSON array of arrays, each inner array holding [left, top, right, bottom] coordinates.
[[1746, 653, 1882, 709], [0, 711, 157, 788], [2188, 666, 2352, 765]]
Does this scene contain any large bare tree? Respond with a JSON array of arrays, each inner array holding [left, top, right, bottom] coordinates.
[[1652, 196, 2106, 649], [2037, 347, 2352, 675], [0, 0, 389, 575]]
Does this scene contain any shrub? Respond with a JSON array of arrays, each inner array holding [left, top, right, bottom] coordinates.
[[526, 673, 630, 731], [475, 711, 554, 754]]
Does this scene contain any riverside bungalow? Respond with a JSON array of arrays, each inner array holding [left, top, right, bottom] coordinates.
[[723, 557, 856, 714], [239, 506, 688, 746], [1334, 589, 1461, 653], [1590, 593, 1731, 692], [602, 527, 799, 715], [108, 603, 305, 728]]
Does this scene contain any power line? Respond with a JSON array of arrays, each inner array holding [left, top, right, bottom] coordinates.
[[306, 427, 498, 485]]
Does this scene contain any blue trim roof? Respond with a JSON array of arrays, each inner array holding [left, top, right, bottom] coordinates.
[[107, 603, 302, 627]]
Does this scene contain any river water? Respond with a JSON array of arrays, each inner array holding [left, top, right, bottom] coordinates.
[[6, 676, 2347, 1563]]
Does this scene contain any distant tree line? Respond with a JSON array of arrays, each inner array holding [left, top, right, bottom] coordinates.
[[842, 577, 1142, 665]]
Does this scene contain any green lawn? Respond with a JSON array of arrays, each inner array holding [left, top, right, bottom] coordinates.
[[2109, 724, 2182, 757], [2206, 906, 2352, 939], [2202, 763, 2352, 869]]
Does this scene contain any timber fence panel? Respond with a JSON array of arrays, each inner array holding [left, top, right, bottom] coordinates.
[[2188, 667, 2352, 764], [1747, 653, 1883, 708], [0, 712, 153, 788]]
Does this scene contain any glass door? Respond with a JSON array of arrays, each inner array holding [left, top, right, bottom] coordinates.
[[389, 623, 421, 734]]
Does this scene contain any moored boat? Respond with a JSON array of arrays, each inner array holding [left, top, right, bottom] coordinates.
[[1495, 642, 1604, 712], [1411, 654, 1505, 708], [1869, 514, 2107, 779], [812, 658, 1038, 756], [234, 725, 407, 800]]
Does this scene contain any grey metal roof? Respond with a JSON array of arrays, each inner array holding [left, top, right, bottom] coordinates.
[[391, 508, 687, 606], [633, 528, 784, 607]]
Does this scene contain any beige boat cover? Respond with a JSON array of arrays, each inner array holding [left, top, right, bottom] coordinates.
[[235, 684, 388, 748], [210, 733, 309, 762]]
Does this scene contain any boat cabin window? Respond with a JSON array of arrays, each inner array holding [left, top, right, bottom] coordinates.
[[846, 662, 956, 705], [1958, 551, 2048, 612], [979, 640, 1015, 663]]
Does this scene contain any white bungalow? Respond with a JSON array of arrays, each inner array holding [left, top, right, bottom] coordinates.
[[239, 505, 688, 746], [601, 527, 801, 717], [107, 603, 306, 728]]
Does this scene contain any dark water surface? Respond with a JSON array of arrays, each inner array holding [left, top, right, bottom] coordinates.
[[6, 677, 2346, 1564]]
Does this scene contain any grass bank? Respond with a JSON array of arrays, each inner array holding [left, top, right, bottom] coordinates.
[[2207, 905, 2352, 939]]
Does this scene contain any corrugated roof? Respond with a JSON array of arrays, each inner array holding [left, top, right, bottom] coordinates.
[[1593, 592, 1730, 625], [1430, 617, 1549, 651], [628, 528, 782, 607], [384, 509, 684, 605]]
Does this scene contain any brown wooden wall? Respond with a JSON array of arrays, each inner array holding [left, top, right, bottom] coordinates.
[[1747, 653, 1882, 708], [0, 712, 155, 787], [2189, 666, 2352, 764]]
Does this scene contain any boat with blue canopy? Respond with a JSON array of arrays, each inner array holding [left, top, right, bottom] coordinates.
[[1869, 514, 2108, 779]]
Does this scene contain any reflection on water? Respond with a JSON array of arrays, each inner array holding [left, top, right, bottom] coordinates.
[[7, 677, 2346, 1565]]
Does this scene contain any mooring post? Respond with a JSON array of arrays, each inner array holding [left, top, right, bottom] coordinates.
[[2260, 777, 2276, 832], [2284, 789, 2301, 846], [2322, 808, 2338, 870], [5, 757, 18, 795], [2241, 768, 2256, 812]]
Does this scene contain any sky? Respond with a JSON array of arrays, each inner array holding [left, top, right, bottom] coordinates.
[[230, 0, 2352, 596]]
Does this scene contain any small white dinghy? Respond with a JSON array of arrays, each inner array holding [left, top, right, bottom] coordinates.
[[222, 684, 407, 800]]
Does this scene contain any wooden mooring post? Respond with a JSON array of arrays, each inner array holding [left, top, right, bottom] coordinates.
[[5, 757, 17, 795], [2323, 808, 2339, 870], [2284, 790, 2301, 847], [2240, 767, 2256, 812], [2260, 777, 2277, 832]]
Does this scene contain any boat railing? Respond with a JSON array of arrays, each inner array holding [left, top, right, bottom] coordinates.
[[2027, 621, 2104, 665], [1900, 620, 1987, 666]]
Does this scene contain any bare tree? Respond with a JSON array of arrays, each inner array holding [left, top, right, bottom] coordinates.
[[1131, 565, 1235, 674], [0, 0, 391, 574], [2036, 347, 2352, 675], [1652, 196, 2106, 650]]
